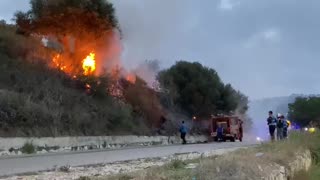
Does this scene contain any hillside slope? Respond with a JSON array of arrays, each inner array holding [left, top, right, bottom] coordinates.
[[0, 24, 153, 137]]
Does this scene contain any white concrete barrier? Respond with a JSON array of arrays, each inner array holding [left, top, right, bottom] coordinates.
[[0, 135, 208, 155]]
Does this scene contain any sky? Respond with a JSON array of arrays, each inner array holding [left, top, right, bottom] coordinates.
[[1, 0, 320, 100]]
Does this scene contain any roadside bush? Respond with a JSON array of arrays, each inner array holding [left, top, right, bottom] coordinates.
[[59, 165, 71, 172], [168, 159, 186, 169], [21, 142, 35, 154]]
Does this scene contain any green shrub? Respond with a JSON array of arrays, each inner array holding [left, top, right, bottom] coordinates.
[[168, 159, 186, 169], [78, 177, 91, 180], [21, 142, 35, 154], [102, 141, 107, 148]]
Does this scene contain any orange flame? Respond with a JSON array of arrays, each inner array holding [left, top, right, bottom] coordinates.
[[52, 54, 69, 72], [126, 74, 136, 84], [52, 54, 62, 69], [82, 52, 96, 75]]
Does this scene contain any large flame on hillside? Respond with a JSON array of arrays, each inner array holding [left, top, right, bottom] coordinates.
[[82, 52, 96, 75], [52, 54, 67, 71], [51, 52, 97, 76], [126, 73, 136, 84]]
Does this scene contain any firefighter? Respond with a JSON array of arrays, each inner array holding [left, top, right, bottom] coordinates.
[[286, 120, 291, 128], [239, 119, 243, 142], [217, 124, 224, 142], [267, 111, 277, 141], [282, 115, 289, 139], [179, 121, 187, 144], [276, 114, 284, 140]]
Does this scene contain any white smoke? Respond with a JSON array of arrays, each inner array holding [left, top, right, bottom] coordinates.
[[248, 95, 297, 139]]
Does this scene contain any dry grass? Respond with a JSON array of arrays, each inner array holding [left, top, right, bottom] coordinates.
[[293, 165, 320, 180], [104, 160, 194, 180], [89, 132, 320, 180]]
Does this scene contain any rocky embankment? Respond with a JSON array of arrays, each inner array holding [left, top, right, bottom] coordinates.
[[266, 150, 312, 180]]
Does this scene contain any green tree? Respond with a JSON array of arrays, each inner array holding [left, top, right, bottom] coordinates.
[[219, 84, 248, 114], [15, 0, 119, 35], [288, 96, 320, 127], [157, 61, 248, 118]]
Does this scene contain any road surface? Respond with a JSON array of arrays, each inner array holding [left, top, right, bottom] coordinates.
[[0, 141, 257, 177]]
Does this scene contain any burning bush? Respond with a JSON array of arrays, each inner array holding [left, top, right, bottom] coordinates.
[[12, 0, 135, 101], [0, 1, 251, 137], [15, 0, 122, 76], [0, 0, 161, 136], [0, 22, 150, 137], [123, 77, 165, 129]]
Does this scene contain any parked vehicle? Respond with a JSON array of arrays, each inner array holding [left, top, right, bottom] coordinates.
[[209, 115, 243, 142]]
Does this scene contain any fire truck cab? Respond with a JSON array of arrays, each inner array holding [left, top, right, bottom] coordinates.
[[210, 115, 243, 142]]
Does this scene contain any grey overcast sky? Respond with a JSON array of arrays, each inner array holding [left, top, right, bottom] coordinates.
[[1, 0, 320, 100]]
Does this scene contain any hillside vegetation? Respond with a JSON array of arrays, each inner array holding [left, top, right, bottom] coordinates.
[[0, 24, 146, 137], [0, 0, 250, 137], [288, 96, 320, 127]]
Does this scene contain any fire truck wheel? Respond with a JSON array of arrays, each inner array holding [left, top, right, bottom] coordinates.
[[231, 137, 235, 142]]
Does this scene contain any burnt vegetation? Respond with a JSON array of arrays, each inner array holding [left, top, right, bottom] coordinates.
[[0, 0, 250, 137]]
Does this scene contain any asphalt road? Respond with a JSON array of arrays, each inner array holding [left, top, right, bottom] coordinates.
[[0, 141, 257, 177]]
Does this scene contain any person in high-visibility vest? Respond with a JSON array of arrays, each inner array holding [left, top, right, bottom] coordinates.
[[283, 117, 290, 138], [286, 120, 291, 128]]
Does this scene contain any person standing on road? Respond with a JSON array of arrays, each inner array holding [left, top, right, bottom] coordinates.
[[179, 121, 187, 144], [267, 111, 277, 141], [276, 114, 284, 140], [217, 124, 224, 142], [282, 115, 289, 139]]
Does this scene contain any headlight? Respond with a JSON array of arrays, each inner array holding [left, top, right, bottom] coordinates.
[[304, 127, 309, 131], [256, 137, 262, 141]]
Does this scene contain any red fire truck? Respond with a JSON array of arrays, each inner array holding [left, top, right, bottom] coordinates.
[[209, 115, 243, 142]]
